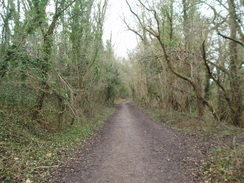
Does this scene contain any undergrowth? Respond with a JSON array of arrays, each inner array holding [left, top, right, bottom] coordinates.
[[146, 107, 244, 183], [204, 145, 244, 183], [0, 106, 114, 183]]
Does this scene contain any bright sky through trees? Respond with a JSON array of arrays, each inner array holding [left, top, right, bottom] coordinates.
[[103, 0, 138, 58]]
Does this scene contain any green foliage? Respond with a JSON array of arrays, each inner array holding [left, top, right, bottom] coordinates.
[[0, 106, 114, 183], [103, 65, 121, 104], [0, 1, 124, 182]]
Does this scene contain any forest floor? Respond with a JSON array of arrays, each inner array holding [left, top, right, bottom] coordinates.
[[46, 103, 212, 183]]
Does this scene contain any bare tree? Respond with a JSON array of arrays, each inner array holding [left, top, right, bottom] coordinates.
[[125, 0, 218, 119]]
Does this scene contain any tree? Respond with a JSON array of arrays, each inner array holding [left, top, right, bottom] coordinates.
[[125, 0, 218, 119], [202, 0, 243, 126]]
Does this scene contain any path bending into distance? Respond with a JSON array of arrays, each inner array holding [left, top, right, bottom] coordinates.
[[47, 103, 204, 183]]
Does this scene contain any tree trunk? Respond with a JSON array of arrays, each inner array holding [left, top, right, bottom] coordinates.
[[182, 0, 193, 113], [227, 0, 242, 126], [195, 82, 205, 116], [32, 86, 46, 121], [32, 34, 53, 120]]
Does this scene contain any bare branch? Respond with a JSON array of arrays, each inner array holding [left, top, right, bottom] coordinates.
[[125, 0, 158, 37], [201, 41, 231, 103], [122, 17, 144, 41], [206, 60, 230, 75], [217, 31, 244, 47]]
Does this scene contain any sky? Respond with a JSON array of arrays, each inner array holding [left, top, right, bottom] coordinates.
[[103, 0, 138, 58]]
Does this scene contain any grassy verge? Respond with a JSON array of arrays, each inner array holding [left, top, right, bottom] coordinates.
[[0, 106, 114, 183], [145, 107, 244, 183]]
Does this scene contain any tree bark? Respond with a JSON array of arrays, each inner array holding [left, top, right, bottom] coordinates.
[[227, 0, 242, 126]]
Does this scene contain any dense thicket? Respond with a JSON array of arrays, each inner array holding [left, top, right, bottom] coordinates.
[[0, 0, 122, 130], [123, 0, 243, 126]]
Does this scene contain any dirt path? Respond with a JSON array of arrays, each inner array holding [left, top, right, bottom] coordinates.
[[47, 103, 204, 183]]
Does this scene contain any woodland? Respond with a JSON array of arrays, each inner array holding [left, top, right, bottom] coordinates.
[[0, 0, 243, 182], [123, 0, 243, 126]]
